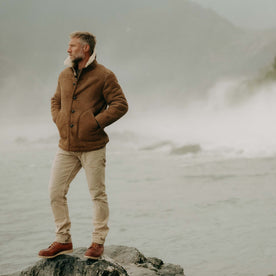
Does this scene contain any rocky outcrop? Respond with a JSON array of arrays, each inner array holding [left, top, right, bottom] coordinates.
[[4, 245, 184, 276]]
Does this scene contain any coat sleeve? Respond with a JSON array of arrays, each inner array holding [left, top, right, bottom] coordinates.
[[51, 79, 61, 123], [95, 71, 128, 128]]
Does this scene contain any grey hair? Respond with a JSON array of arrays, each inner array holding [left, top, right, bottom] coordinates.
[[70, 31, 96, 55]]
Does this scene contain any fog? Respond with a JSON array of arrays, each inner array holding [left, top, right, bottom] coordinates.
[[1, 0, 276, 157], [191, 0, 276, 30]]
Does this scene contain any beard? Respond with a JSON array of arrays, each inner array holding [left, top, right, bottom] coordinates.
[[72, 56, 83, 68], [71, 51, 85, 67]]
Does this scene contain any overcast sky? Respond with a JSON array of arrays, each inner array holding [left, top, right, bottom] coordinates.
[[191, 0, 276, 30]]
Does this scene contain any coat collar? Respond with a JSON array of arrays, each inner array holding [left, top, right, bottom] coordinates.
[[64, 50, 97, 68]]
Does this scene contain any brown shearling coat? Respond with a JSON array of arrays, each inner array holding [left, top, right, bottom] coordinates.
[[51, 59, 128, 152]]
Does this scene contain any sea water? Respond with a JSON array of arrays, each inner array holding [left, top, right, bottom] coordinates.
[[1, 79, 276, 276], [1, 140, 276, 276]]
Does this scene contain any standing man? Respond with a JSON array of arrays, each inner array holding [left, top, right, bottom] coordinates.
[[38, 32, 128, 259]]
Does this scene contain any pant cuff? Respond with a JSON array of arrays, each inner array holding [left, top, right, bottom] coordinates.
[[56, 235, 72, 244], [92, 238, 105, 245]]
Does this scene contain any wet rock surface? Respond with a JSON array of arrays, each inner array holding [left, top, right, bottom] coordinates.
[[3, 245, 184, 276]]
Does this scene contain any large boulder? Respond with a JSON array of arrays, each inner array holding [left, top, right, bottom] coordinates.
[[4, 245, 184, 276]]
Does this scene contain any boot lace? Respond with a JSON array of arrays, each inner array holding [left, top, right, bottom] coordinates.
[[49, 242, 58, 249]]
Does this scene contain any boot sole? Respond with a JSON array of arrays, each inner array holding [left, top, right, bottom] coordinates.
[[84, 255, 102, 260], [38, 249, 73, 259]]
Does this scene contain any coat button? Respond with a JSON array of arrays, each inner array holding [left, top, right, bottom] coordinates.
[[70, 124, 74, 128], [71, 110, 75, 113], [73, 83, 76, 86], [73, 96, 77, 100]]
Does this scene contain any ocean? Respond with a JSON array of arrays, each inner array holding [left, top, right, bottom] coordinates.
[[1, 79, 276, 276]]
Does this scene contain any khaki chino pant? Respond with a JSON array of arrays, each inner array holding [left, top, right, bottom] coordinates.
[[49, 146, 109, 245]]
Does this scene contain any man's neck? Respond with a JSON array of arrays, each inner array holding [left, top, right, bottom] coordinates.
[[77, 55, 90, 70]]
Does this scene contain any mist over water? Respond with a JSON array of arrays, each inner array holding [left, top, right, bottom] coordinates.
[[1, 0, 276, 160], [204, 79, 276, 155], [2, 75, 276, 160], [113, 76, 276, 159]]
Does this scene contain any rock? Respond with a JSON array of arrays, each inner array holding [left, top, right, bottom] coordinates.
[[170, 144, 201, 155], [158, 263, 185, 276], [4, 245, 184, 276], [104, 245, 184, 276], [104, 245, 147, 264], [6, 249, 127, 276], [146, 257, 163, 269]]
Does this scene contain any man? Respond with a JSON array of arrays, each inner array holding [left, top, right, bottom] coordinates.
[[38, 32, 128, 259]]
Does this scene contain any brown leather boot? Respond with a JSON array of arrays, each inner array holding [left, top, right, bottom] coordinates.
[[38, 242, 73, 258], [84, 242, 104, 259]]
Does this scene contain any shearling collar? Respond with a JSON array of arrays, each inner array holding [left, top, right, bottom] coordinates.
[[64, 50, 96, 68]]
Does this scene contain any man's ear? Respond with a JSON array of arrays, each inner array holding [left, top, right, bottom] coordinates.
[[83, 44, 90, 54]]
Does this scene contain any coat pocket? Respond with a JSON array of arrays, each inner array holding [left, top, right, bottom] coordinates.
[[78, 109, 99, 141], [56, 111, 67, 139]]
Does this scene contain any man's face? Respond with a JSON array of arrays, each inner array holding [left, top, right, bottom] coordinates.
[[67, 37, 85, 62]]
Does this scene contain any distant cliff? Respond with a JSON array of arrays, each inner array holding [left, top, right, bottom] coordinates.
[[3, 245, 184, 276]]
